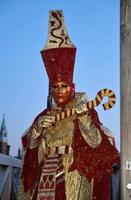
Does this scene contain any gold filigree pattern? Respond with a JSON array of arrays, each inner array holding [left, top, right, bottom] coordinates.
[[62, 153, 73, 173], [78, 176, 92, 200], [31, 128, 41, 139], [29, 139, 37, 149], [38, 138, 46, 164], [78, 114, 102, 148], [18, 179, 32, 200], [45, 115, 74, 147], [29, 127, 42, 149], [65, 170, 92, 200], [65, 170, 82, 200]]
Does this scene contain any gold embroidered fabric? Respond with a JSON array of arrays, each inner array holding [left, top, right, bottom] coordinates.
[[38, 139, 46, 164], [65, 170, 82, 200], [78, 114, 102, 148], [18, 179, 32, 200], [18, 178, 39, 200], [65, 170, 92, 200], [78, 176, 92, 200], [29, 128, 40, 149], [45, 115, 74, 147], [62, 154, 73, 173]]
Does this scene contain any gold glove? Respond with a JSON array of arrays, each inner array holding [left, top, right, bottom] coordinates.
[[75, 102, 88, 116], [38, 115, 55, 128]]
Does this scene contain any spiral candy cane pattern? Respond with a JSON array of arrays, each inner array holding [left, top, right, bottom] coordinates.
[[48, 89, 116, 123], [86, 89, 116, 110]]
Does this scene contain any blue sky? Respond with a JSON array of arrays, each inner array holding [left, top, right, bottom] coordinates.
[[0, 0, 120, 155]]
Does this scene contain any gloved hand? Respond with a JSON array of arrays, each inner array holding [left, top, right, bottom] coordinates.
[[38, 115, 55, 128], [75, 101, 88, 116]]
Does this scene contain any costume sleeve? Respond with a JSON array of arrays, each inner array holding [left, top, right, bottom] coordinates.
[[101, 125, 116, 146], [77, 113, 102, 148], [18, 127, 33, 200], [19, 109, 49, 194]]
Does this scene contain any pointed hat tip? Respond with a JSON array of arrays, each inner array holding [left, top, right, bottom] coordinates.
[[42, 10, 76, 50]]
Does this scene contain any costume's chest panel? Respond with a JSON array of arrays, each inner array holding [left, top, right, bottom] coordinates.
[[45, 115, 75, 147]]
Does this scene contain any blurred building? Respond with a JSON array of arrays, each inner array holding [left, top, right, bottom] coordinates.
[[0, 114, 10, 155]]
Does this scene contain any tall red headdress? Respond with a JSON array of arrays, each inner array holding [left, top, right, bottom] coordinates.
[[41, 10, 76, 84]]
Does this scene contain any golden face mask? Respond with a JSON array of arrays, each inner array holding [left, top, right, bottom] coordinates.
[[51, 81, 74, 106]]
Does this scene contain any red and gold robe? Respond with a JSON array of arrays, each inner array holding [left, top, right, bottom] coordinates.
[[18, 93, 119, 200]]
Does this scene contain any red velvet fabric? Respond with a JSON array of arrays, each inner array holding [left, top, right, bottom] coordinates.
[[69, 109, 119, 200], [41, 47, 76, 84], [55, 181, 66, 200], [21, 147, 39, 193], [93, 174, 110, 200]]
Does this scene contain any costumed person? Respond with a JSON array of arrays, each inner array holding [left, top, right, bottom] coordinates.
[[18, 10, 120, 200]]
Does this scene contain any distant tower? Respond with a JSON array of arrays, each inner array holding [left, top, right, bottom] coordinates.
[[17, 147, 22, 159], [0, 114, 10, 155]]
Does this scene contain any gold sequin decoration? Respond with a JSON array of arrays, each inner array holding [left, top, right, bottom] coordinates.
[[38, 139, 46, 164], [78, 114, 102, 148], [65, 170, 82, 200], [45, 115, 74, 147], [78, 176, 92, 200], [65, 170, 92, 200], [62, 153, 73, 173], [18, 179, 32, 200]]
